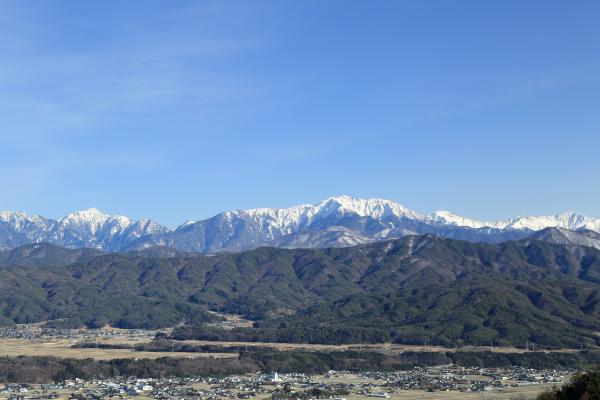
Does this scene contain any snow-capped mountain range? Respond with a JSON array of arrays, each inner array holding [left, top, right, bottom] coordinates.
[[0, 208, 168, 252], [1, 195, 600, 252]]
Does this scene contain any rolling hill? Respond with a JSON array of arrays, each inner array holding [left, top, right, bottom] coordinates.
[[2, 234, 600, 348]]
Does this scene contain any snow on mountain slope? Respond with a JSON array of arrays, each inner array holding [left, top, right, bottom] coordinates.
[[499, 213, 600, 232], [0, 211, 54, 233], [216, 196, 421, 237], [426, 209, 600, 232], [528, 227, 600, 250], [426, 210, 491, 228], [51, 208, 132, 247], [142, 196, 600, 253], [1, 196, 599, 252], [0, 208, 168, 251], [197, 196, 600, 237]]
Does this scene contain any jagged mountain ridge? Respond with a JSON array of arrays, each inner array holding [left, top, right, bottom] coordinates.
[[528, 227, 600, 250], [1, 195, 600, 252], [0, 208, 168, 251]]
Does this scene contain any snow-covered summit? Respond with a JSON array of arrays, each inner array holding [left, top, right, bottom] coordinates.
[[59, 208, 132, 232], [0, 207, 167, 251], [497, 212, 600, 232], [1, 196, 599, 253], [223, 195, 421, 230], [0, 210, 51, 230], [314, 195, 420, 219], [426, 209, 600, 232], [221, 196, 600, 234], [426, 210, 490, 229]]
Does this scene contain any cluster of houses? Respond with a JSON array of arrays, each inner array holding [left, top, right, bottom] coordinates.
[[0, 367, 572, 400], [0, 374, 286, 400], [0, 327, 155, 342], [0, 383, 34, 395], [356, 366, 572, 393]]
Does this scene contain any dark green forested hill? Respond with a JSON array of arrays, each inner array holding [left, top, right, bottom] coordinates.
[[3, 235, 600, 348]]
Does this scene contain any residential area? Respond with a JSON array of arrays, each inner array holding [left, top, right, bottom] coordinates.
[[0, 366, 572, 400]]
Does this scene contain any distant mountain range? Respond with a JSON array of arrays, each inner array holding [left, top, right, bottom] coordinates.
[[529, 226, 600, 250], [2, 195, 600, 252]]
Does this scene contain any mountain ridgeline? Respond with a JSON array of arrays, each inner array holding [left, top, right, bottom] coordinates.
[[3, 231, 600, 349], [2, 196, 600, 253]]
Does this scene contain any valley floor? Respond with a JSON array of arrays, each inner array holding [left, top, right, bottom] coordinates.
[[0, 334, 581, 361], [0, 319, 588, 363], [0, 338, 581, 361], [0, 325, 576, 399]]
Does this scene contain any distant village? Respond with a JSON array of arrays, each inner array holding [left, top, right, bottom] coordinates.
[[0, 327, 156, 342], [0, 326, 575, 399], [0, 366, 572, 400]]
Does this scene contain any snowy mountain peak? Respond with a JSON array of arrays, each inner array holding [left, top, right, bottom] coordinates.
[[59, 208, 131, 229], [60, 208, 109, 223], [502, 212, 600, 232], [1, 196, 600, 253], [0, 210, 45, 222], [427, 210, 488, 229], [214, 196, 422, 236], [0, 210, 51, 234], [157, 198, 600, 240], [0, 210, 31, 223], [316, 195, 420, 219], [426, 210, 600, 232]]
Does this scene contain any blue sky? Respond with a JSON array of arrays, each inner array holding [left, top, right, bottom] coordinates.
[[0, 1, 599, 226]]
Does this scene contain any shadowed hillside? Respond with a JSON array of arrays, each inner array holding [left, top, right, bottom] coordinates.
[[2, 236, 600, 348]]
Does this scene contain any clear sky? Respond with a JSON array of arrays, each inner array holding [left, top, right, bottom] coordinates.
[[0, 1, 599, 226]]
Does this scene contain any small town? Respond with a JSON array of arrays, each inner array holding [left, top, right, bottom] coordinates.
[[0, 327, 157, 342], [0, 366, 573, 400]]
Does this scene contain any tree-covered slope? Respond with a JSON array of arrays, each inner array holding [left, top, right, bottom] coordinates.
[[2, 236, 600, 347]]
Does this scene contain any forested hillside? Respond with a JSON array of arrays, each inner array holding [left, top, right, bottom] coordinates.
[[3, 235, 600, 348]]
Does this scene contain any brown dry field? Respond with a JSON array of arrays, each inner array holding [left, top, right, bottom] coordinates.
[[0, 328, 581, 360], [175, 339, 580, 355], [0, 338, 236, 360]]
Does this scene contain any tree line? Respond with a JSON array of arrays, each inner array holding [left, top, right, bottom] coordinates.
[[3, 350, 600, 383]]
